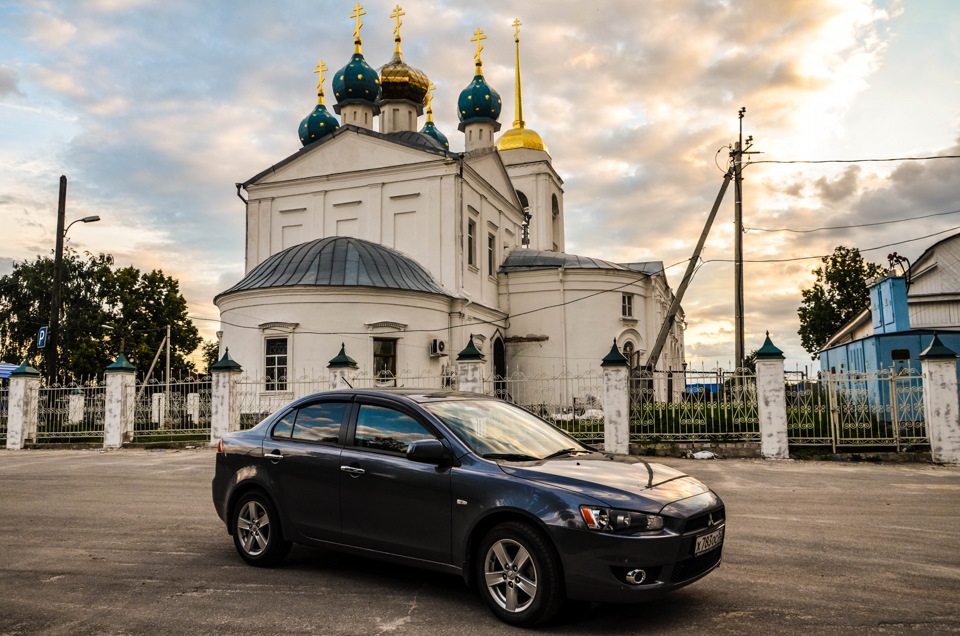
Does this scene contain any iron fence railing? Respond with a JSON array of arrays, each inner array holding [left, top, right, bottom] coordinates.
[[631, 369, 760, 443], [790, 370, 927, 451], [485, 369, 604, 444], [131, 377, 211, 439], [34, 382, 106, 443], [0, 387, 8, 438]]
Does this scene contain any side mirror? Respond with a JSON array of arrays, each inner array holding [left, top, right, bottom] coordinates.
[[406, 439, 446, 464]]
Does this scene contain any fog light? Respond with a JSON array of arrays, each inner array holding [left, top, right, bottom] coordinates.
[[625, 568, 647, 585]]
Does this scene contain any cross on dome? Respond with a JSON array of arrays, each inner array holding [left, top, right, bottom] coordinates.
[[390, 5, 405, 53], [351, 3, 366, 52]]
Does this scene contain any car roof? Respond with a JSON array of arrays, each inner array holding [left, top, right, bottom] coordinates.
[[307, 388, 497, 405]]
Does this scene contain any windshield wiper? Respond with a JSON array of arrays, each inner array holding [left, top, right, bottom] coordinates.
[[542, 447, 585, 460], [481, 453, 540, 462]]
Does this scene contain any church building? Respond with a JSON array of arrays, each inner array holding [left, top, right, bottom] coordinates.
[[214, 6, 686, 389]]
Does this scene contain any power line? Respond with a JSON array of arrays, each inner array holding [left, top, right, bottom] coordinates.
[[704, 224, 960, 264], [749, 154, 960, 166], [746, 208, 960, 233]]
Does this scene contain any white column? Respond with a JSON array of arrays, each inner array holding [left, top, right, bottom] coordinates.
[[6, 367, 40, 450], [104, 369, 136, 449], [756, 358, 789, 459], [920, 346, 960, 464], [457, 359, 484, 394], [601, 365, 630, 455], [210, 368, 242, 444]]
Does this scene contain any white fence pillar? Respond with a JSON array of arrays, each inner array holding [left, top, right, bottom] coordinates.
[[210, 350, 243, 445], [919, 335, 960, 464], [456, 337, 485, 394], [104, 354, 136, 449], [601, 341, 630, 455], [755, 333, 789, 459], [327, 343, 359, 390], [6, 362, 40, 450]]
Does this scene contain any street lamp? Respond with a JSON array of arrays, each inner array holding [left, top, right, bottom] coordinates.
[[46, 175, 101, 383]]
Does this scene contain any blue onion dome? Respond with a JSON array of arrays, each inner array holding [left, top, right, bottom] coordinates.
[[419, 85, 448, 149], [458, 29, 501, 123], [420, 120, 449, 150], [299, 103, 339, 146], [299, 61, 339, 146], [333, 53, 382, 104], [379, 50, 430, 105]]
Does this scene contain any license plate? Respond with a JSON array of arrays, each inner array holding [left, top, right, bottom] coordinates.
[[694, 526, 724, 556]]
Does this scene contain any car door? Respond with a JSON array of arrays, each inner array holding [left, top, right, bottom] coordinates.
[[339, 400, 452, 564], [264, 399, 352, 543]]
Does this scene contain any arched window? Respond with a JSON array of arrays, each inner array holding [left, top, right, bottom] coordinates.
[[622, 341, 636, 368], [551, 194, 559, 218], [516, 190, 529, 210]]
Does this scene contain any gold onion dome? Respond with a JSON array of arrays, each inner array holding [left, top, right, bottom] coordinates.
[[379, 5, 429, 105], [495, 18, 548, 154], [379, 51, 430, 105]]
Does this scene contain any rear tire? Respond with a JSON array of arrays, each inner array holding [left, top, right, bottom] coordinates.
[[232, 492, 291, 567], [475, 521, 564, 627]]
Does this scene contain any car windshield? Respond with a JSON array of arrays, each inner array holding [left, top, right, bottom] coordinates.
[[424, 399, 589, 461]]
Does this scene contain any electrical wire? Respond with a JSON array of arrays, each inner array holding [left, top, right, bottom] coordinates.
[[748, 154, 960, 166], [746, 208, 960, 233]]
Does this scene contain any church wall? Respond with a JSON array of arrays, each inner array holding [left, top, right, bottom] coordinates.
[[500, 269, 679, 377], [217, 287, 457, 382]]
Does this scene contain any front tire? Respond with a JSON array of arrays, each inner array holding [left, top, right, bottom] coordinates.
[[232, 492, 291, 566], [476, 521, 564, 627]]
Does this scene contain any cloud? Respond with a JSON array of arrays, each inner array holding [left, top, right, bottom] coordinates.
[[0, 66, 25, 98]]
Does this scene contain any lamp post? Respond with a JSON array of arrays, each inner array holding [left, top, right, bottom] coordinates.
[[47, 175, 100, 383]]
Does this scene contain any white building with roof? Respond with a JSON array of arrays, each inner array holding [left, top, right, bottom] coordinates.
[[214, 9, 685, 391]]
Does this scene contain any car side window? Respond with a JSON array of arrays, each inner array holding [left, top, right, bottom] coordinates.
[[291, 402, 348, 444], [271, 410, 297, 439], [354, 405, 435, 455]]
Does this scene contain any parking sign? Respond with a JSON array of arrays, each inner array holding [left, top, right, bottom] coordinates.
[[38, 326, 48, 349]]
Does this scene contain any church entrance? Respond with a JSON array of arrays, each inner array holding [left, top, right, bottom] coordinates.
[[493, 337, 506, 399]]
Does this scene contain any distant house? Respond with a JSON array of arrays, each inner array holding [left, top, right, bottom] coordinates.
[[820, 231, 960, 376]]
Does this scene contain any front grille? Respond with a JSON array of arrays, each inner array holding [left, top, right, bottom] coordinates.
[[683, 506, 725, 534], [672, 546, 722, 583]]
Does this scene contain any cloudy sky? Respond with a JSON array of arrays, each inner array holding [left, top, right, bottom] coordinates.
[[2, 0, 958, 372]]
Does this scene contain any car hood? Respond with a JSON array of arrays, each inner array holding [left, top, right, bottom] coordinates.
[[499, 454, 710, 511]]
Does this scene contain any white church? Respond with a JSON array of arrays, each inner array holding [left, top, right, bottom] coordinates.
[[214, 7, 686, 388]]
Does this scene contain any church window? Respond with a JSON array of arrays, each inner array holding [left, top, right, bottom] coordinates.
[[552, 194, 560, 218], [467, 219, 477, 266], [622, 293, 634, 318], [373, 338, 397, 386], [488, 233, 496, 276], [516, 190, 529, 210], [265, 337, 288, 391], [622, 341, 636, 367]]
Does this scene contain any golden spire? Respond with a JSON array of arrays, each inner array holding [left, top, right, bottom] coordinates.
[[425, 82, 436, 122], [471, 28, 487, 75], [512, 18, 524, 129], [350, 3, 366, 54], [313, 60, 329, 105], [390, 5, 405, 55]]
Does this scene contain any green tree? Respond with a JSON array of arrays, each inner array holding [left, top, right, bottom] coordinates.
[[0, 251, 201, 381], [797, 246, 885, 357], [201, 340, 221, 373]]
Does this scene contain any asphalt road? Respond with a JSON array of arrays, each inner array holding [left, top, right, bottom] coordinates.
[[0, 449, 957, 635]]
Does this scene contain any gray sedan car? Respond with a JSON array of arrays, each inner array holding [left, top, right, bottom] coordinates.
[[212, 389, 725, 626]]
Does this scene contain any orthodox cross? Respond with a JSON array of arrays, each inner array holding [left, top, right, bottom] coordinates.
[[391, 5, 405, 53], [351, 4, 365, 38], [471, 28, 486, 62], [313, 60, 327, 103], [513, 18, 521, 41]]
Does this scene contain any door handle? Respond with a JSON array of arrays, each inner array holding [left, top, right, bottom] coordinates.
[[340, 465, 365, 477], [264, 450, 284, 462]]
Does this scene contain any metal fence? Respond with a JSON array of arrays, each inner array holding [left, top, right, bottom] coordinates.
[[131, 377, 212, 439], [787, 369, 927, 451], [485, 369, 605, 444], [0, 387, 8, 439], [34, 382, 106, 443], [630, 369, 760, 443]]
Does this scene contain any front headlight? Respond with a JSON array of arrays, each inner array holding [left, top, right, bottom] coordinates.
[[580, 505, 664, 533]]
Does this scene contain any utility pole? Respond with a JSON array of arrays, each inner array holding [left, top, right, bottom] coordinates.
[[165, 324, 171, 424], [47, 176, 68, 384], [732, 108, 754, 369]]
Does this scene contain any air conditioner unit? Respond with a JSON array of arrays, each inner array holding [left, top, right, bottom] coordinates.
[[430, 338, 447, 357]]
